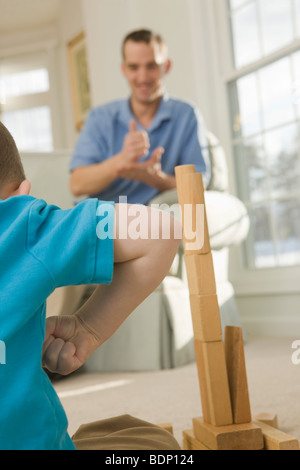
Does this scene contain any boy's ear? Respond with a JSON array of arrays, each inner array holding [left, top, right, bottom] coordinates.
[[12, 180, 31, 197]]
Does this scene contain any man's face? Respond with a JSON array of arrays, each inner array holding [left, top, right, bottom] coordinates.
[[121, 40, 171, 105]]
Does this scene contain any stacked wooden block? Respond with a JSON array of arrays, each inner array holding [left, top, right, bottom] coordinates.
[[175, 165, 299, 450]]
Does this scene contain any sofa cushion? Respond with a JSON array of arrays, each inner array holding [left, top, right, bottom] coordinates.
[[149, 189, 249, 250], [206, 132, 229, 192], [205, 190, 249, 249]]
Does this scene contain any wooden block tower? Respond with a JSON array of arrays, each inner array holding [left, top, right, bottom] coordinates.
[[175, 164, 299, 450]]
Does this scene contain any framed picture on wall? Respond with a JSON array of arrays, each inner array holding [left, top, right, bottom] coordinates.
[[67, 31, 92, 131]]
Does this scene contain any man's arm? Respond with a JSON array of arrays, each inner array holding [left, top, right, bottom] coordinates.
[[115, 146, 177, 192], [70, 145, 175, 197], [117, 158, 176, 192], [70, 120, 151, 197], [70, 154, 124, 197], [42, 204, 181, 375], [70, 120, 174, 197]]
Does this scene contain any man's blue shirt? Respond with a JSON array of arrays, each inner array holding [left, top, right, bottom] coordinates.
[[70, 95, 211, 204]]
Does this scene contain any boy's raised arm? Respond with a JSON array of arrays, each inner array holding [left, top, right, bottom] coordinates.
[[42, 204, 181, 376]]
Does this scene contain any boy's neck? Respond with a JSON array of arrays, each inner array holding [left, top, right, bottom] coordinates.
[[0, 179, 31, 200], [0, 181, 20, 200]]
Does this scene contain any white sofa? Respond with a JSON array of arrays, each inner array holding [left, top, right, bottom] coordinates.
[[22, 133, 249, 372]]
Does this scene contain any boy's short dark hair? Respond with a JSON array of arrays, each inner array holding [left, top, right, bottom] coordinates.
[[122, 29, 167, 59], [0, 122, 25, 189]]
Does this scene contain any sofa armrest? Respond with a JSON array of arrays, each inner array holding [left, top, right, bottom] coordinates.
[[148, 189, 250, 250]]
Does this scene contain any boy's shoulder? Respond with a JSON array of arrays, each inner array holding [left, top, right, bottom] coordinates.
[[0, 196, 90, 233], [0, 195, 37, 220], [0, 197, 57, 245], [0, 195, 55, 219]]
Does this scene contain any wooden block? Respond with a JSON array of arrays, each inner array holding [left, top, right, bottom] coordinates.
[[253, 420, 300, 450], [194, 340, 233, 426], [252, 413, 278, 429], [194, 341, 211, 424], [184, 253, 216, 296], [189, 295, 222, 342], [193, 417, 264, 450], [224, 326, 252, 424], [157, 423, 174, 435], [175, 166, 210, 255], [175, 164, 196, 207], [175, 164, 196, 218], [179, 173, 210, 254], [183, 430, 210, 450], [175, 164, 201, 201]]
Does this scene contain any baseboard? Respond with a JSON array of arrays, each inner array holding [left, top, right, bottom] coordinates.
[[241, 316, 300, 338]]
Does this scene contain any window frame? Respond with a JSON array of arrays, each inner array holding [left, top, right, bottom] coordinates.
[[0, 47, 64, 151], [211, 0, 300, 295]]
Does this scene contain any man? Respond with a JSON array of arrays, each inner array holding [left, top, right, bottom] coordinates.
[[69, 29, 210, 204]]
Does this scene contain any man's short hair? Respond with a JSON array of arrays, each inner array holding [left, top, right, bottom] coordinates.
[[122, 29, 167, 60], [0, 122, 25, 189]]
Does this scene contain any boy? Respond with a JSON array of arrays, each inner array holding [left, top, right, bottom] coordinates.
[[0, 122, 181, 450]]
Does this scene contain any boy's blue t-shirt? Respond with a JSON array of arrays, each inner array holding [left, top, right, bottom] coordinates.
[[0, 196, 114, 450]]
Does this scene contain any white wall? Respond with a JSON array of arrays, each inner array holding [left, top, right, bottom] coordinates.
[[57, 0, 85, 148], [236, 294, 300, 338]]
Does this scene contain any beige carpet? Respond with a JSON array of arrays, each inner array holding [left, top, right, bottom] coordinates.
[[53, 336, 300, 448]]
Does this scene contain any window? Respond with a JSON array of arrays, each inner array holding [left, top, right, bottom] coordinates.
[[0, 53, 54, 152], [0, 68, 49, 98], [229, 0, 300, 68], [227, 0, 300, 269]]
